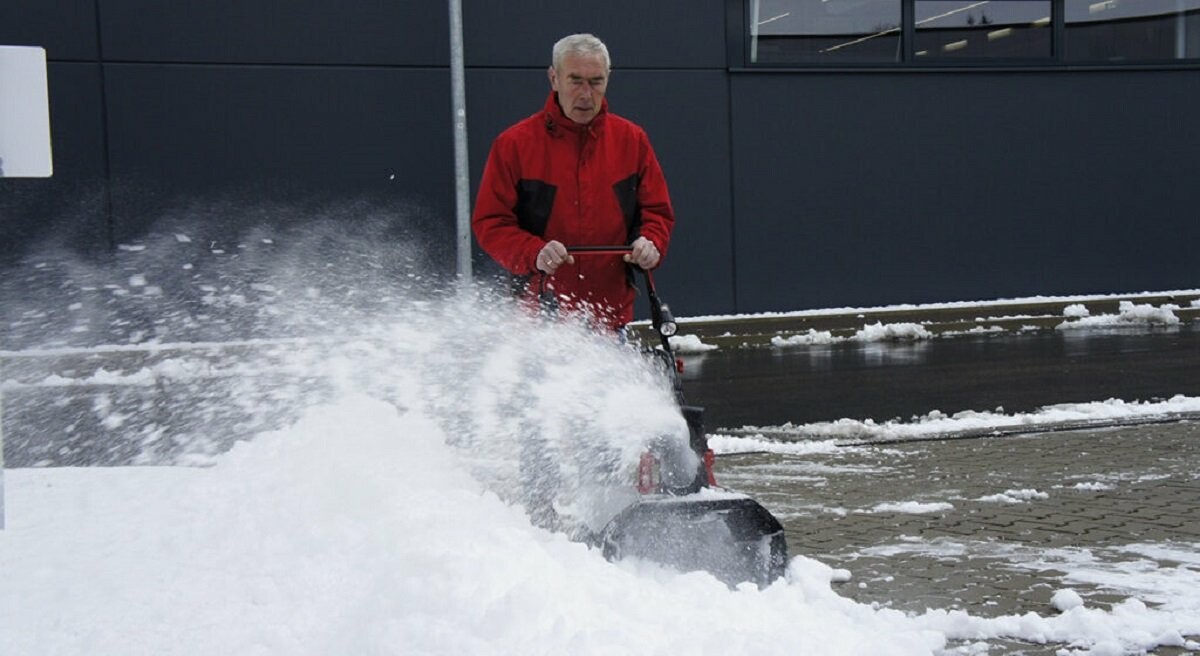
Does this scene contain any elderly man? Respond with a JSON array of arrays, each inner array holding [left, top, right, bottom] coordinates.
[[472, 33, 676, 330]]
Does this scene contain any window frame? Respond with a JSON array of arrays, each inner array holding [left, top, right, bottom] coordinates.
[[735, 0, 1200, 69]]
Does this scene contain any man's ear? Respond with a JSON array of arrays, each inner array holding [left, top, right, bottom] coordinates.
[[547, 65, 556, 87]]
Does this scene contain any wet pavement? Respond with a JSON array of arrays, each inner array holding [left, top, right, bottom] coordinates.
[[679, 321, 1200, 428], [674, 298, 1200, 654], [720, 423, 1199, 628]]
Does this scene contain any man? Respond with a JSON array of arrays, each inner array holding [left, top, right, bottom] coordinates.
[[472, 33, 675, 330]]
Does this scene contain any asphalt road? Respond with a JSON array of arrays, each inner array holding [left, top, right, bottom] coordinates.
[[680, 325, 1200, 429]]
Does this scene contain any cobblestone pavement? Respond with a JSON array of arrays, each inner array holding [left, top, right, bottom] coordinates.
[[718, 421, 1200, 655]]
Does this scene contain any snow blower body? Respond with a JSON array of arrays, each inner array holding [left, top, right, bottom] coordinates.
[[534, 246, 788, 588]]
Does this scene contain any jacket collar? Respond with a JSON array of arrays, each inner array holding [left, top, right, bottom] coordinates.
[[542, 91, 608, 136]]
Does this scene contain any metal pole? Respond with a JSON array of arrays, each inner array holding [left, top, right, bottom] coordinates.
[[1177, 0, 1188, 59], [749, 0, 761, 63], [449, 0, 472, 280]]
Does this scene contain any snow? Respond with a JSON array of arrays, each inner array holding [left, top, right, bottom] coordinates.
[[1057, 301, 1181, 330], [1, 233, 1198, 654], [677, 289, 1200, 324], [978, 489, 1050, 504], [717, 396, 1200, 448], [869, 501, 955, 514], [854, 321, 934, 342], [860, 537, 1200, 653], [770, 322, 932, 347], [1072, 481, 1114, 492], [771, 329, 837, 347], [1063, 303, 1091, 318], [1053, 589, 1086, 612], [668, 333, 718, 353], [2, 396, 955, 656]]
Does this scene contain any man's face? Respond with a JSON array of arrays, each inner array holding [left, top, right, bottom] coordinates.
[[548, 53, 609, 125]]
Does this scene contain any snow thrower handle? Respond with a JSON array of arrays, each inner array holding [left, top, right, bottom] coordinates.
[[558, 246, 677, 350]]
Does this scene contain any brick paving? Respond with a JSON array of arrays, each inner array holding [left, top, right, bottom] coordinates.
[[718, 421, 1200, 654]]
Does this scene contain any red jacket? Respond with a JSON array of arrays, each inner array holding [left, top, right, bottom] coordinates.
[[472, 91, 675, 328]]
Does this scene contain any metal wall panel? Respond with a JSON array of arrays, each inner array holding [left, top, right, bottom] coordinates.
[[99, 0, 448, 65], [0, 63, 108, 262], [730, 70, 1200, 313], [463, 0, 726, 69], [0, 0, 99, 60], [5, 1, 1199, 321], [103, 65, 454, 264]]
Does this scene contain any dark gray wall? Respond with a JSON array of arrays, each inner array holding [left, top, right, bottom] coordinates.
[[730, 69, 1200, 311], [2, 0, 1198, 324]]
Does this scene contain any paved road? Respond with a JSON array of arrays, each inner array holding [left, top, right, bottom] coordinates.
[[718, 422, 1200, 654], [681, 325, 1200, 429], [683, 317, 1200, 654]]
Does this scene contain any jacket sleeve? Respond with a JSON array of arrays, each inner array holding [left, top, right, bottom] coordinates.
[[472, 135, 544, 274], [634, 131, 675, 262]]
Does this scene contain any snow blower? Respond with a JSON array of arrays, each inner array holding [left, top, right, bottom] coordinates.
[[537, 246, 788, 588]]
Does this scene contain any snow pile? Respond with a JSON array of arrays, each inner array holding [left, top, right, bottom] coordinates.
[[941, 325, 1004, 337], [1053, 589, 1087, 612], [9, 436, 1197, 655], [1057, 301, 1181, 330], [869, 501, 954, 514], [1073, 481, 1115, 492], [771, 322, 931, 348], [978, 488, 1050, 504], [717, 396, 1200, 448], [707, 433, 844, 456], [854, 321, 933, 342], [668, 333, 718, 353], [771, 329, 839, 347], [0, 398, 955, 656], [682, 290, 1200, 325], [1063, 303, 1091, 318]]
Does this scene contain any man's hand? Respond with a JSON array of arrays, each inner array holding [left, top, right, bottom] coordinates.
[[536, 240, 574, 274], [624, 237, 661, 269]]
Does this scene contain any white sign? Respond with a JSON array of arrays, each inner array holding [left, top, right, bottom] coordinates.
[[0, 45, 54, 178]]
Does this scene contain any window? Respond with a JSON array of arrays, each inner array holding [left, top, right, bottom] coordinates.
[[1065, 0, 1200, 61], [743, 0, 1200, 66], [749, 0, 902, 64], [915, 1, 1052, 59]]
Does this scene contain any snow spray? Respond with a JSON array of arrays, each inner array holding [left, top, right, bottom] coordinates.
[[0, 206, 689, 531]]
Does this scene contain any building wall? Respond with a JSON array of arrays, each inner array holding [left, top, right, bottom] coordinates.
[[2, 0, 1197, 321], [730, 68, 1200, 310]]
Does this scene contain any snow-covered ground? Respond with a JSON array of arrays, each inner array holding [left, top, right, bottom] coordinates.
[[4, 396, 1199, 655], [712, 395, 1200, 451], [2, 234, 1198, 655]]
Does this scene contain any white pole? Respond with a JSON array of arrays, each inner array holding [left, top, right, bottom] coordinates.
[[1177, 0, 1187, 59], [449, 0, 472, 280], [750, 0, 761, 63]]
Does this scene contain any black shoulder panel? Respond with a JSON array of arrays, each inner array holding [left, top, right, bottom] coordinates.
[[516, 178, 557, 237], [612, 173, 642, 240]]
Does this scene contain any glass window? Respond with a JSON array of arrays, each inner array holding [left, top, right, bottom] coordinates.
[[1065, 0, 1200, 61], [914, 1, 1052, 59], [749, 0, 902, 64]]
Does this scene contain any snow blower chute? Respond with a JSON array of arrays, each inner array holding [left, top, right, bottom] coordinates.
[[539, 246, 788, 588]]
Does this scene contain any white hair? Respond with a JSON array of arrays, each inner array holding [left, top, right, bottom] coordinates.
[[552, 33, 611, 71]]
